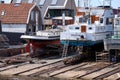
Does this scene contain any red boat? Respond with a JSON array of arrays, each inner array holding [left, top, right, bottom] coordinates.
[[21, 28, 62, 56]]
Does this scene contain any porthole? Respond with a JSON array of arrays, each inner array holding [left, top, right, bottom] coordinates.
[[89, 27, 92, 30]]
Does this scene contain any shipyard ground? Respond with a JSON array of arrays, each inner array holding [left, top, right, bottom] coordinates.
[[0, 52, 120, 80]]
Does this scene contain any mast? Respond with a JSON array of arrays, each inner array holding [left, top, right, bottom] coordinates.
[[78, 0, 80, 7]]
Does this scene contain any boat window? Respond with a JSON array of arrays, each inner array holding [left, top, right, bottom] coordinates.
[[39, 0, 46, 6], [115, 19, 120, 25], [79, 18, 83, 23], [100, 18, 103, 23], [58, 20, 62, 25], [69, 27, 74, 30], [109, 18, 113, 24], [106, 18, 113, 25], [89, 27, 92, 30], [87, 18, 91, 24], [75, 27, 79, 30], [106, 18, 109, 24], [79, 17, 86, 23]]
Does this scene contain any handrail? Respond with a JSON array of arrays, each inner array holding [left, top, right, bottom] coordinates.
[[106, 31, 120, 39]]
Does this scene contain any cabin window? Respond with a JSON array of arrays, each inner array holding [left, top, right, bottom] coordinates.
[[75, 27, 79, 30], [100, 18, 103, 23], [106, 18, 109, 24], [115, 19, 120, 25], [66, 11, 69, 16], [106, 18, 113, 25], [79, 18, 83, 23], [58, 20, 62, 25], [79, 18, 86, 23], [87, 18, 91, 24], [89, 27, 92, 30], [109, 18, 113, 24], [53, 20, 58, 25], [39, 0, 46, 5], [69, 27, 74, 30]]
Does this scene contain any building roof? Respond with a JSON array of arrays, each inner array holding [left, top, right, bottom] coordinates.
[[11, 0, 67, 6], [0, 3, 35, 24], [11, 0, 76, 22]]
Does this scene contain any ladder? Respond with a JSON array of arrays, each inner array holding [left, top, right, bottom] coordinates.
[[96, 51, 110, 62], [62, 40, 69, 58]]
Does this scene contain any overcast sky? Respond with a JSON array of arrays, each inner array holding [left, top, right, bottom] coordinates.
[[3, 0, 120, 9]]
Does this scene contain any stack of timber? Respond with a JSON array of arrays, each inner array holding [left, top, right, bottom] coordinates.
[[63, 53, 88, 65], [0, 34, 25, 57], [0, 34, 9, 48]]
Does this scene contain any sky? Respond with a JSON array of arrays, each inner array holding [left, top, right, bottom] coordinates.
[[3, 0, 120, 9], [74, 0, 120, 9]]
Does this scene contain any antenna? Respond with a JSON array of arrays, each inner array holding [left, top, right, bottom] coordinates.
[[84, 0, 89, 8], [78, 0, 80, 7]]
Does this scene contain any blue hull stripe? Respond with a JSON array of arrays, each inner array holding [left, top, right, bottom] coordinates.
[[61, 40, 103, 46]]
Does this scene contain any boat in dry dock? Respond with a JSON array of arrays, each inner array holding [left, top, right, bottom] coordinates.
[[20, 10, 74, 56], [60, 6, 114, 47], [21, 27, 62, 55], [104, 13, 120, 50]]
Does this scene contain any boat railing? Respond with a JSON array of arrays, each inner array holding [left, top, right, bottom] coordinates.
[[25, 29, 62, 36], [106, 31, 120, 39]]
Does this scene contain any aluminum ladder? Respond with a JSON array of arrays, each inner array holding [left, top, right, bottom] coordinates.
[[62, 40, 69, 58]]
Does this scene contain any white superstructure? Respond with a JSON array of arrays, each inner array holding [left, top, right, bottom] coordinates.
[[60, 6, 114, 46]]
